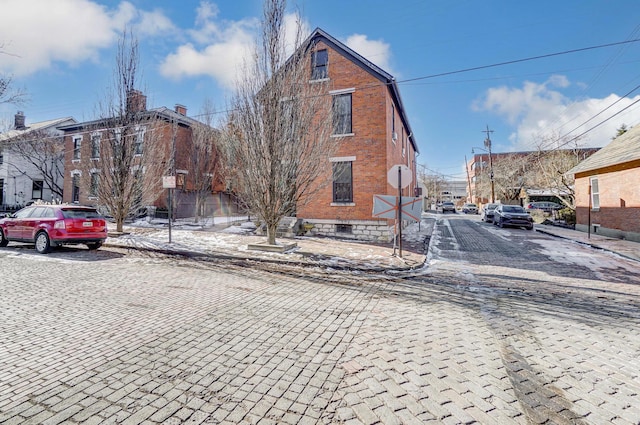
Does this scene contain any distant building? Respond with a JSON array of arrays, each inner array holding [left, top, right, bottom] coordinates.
[[467, 148, 599, 206], [0, 111, 76, 210]]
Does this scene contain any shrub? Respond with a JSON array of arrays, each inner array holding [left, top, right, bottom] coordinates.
[[557, 208, 576, 225]]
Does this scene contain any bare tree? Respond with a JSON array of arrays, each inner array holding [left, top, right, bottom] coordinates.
[[5, 129, 65, 200], [523, 133, 598, 209], [419, 171, 447, 205], [83, 30, 168, 232], [1, 43, 27, 106], [188, 100, 221, 223], [220, 0, 335, 245]]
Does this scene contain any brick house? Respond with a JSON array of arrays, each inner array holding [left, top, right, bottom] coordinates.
[[0, 112, 76, 210], [58, 92, 231, 219], [296, 28, 419, 241], [569, 125, 640, 242]]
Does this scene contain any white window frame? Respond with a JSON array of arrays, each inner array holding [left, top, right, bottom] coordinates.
[[72, 135, 82, 162], [590, 176, 600, 210]]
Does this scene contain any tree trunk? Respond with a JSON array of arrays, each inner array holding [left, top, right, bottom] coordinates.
[[116, 217, 124, 233], [194, 197, 201, 224], [266, 221, 278, 245]]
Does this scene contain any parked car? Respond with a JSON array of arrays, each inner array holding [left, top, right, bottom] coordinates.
[[481, 203, 499, 223], [439, 201, 456, 213], [0, 205, 108, 254], [462, 203, 478, 214], [526, 201, 563, 213], [493, 204, 534, 230]]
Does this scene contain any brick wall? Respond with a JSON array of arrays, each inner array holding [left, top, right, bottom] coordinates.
[[295, 40, 417, 241], [575, 166, 640, 236]]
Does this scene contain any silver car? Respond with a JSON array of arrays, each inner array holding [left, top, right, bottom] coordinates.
[[481, 203, 499, 223]]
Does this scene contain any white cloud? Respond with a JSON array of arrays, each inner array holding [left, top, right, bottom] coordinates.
[[344, 34, 393, 74], [0, 0, 174, 76], [159, 1, 311, 90], [473, 75, 640, 150]]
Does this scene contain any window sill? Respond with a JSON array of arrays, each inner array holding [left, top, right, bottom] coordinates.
[[309, 78, 330, 83], [331, 202, 355, 207], [72, 159, 81, 163], [331, 133, 354, 138], [591, 208, 600, 212]]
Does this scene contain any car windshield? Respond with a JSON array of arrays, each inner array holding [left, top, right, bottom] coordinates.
[[485, 204, 498, 210], [61, 208, 102, 219], [503, 206, 525, 213]]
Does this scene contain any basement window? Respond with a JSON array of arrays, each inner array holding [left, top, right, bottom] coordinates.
[[336, 224, 353, 234]]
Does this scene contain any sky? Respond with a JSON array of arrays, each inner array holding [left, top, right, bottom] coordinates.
[[1, 0, 640, 181]]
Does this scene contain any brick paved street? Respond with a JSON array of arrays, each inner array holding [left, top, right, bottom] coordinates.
[[1, 216, 640, 424]]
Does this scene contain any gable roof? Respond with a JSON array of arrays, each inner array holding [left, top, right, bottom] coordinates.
[[568, 125, 640, 175], [305, 28, 419, 154], [0, 117, 76, 142]]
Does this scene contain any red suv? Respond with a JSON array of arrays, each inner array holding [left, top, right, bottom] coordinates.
[[0, 205, 108, 254]]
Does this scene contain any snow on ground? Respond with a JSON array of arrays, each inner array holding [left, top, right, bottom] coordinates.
[[105, 215, 433, 270]]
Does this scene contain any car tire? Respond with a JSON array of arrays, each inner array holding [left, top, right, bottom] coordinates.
[[526, 225, 534, 231], [35, 231, 51, 254], [498, 219, 504, 228], [0, 229, 8, 247], [87, 242, 102, 250]]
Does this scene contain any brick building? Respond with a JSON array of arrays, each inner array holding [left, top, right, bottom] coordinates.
[[569, 125, 640, 242], [296, 28, 419, 241], [58, 92, 231, 219]]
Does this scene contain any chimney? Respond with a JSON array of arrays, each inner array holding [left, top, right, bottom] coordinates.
[[175, 104, 187, 116], [14, 111, 26, 130], [126, 90, 147, 113]]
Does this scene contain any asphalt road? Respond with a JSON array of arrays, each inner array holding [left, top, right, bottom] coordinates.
[[1, 216, 640, 424]]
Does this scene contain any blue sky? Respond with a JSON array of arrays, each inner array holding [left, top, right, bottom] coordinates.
[[2, 0, 640, 180]]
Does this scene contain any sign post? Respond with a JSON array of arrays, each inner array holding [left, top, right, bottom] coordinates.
[[386, 165, 412, 258], [163, 176, 176, 243]]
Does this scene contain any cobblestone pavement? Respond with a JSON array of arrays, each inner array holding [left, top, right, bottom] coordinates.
[[1, 216, 640, 424]]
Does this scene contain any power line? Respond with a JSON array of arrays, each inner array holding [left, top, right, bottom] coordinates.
[[397, 38, 640, 84]]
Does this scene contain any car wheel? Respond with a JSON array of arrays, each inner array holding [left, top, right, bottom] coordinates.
[[35, 231, 51, 254], [0, 229, 8, 247], [498, 219, 504, 228], [526, 225, 534, 231], [87, 242, 102, 250]]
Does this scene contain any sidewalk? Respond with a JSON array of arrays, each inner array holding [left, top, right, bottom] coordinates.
[[535, 224, 640, 262], [105, 218, 434, 271]]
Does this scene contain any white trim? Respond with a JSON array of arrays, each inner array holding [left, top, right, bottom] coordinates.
[[331, 202, 356, 207], [331, 133, 354, 138], [309, 78, 330, 84], [329, 156, 356, 162], [70, 170, 82, 177], [329, 87, 355, 95], [176, 169, 189, 174]]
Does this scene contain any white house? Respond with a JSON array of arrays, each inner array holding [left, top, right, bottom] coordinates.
[[0, 112, 76, 209]]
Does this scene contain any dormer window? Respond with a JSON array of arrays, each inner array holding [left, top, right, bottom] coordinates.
[[311, 49, 328, 80]]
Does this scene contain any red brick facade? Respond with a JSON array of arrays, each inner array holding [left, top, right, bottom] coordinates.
[[296, 30, 418, 241], [574, 160, 640, 240]]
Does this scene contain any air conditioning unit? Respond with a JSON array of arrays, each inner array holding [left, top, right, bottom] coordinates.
[[392, 132, 398, 141]]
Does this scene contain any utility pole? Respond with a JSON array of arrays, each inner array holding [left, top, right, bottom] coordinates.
[[481, 125, 496, 203]]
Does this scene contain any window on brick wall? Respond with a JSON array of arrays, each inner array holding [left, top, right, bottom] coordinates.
[[590, 176, 600, 209], [332, 161, 352, 202], [72, 136, 82, 160], [91, 133, 101, 159], [72, 174, 80, 203], [332, 93, 352, 135], [311, 49, 328, 80]]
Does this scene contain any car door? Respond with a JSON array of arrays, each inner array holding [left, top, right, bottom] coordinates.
[[21, 206, 46, 241], [5, 207, 35, 240]]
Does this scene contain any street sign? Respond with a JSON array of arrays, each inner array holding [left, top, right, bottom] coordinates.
[[162, 176, 176, 189], [387, 164, 412, 189], [372, 195, 422, 222]]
